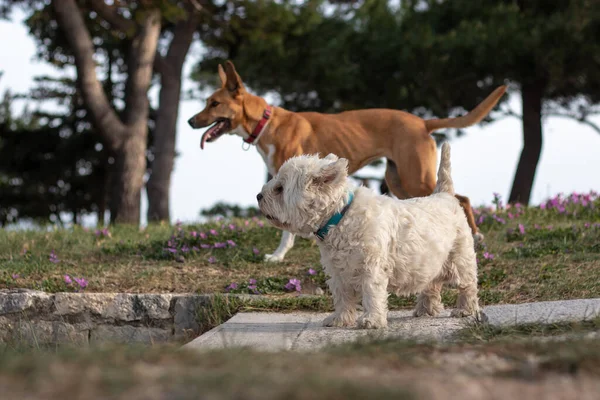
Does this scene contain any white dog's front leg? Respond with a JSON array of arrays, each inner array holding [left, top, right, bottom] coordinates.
[[323, 272, 359, 328], [264, 231, 296, 262], [357, 270, 389, 329]]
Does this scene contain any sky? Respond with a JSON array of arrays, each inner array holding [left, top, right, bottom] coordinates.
[[1, 12, 599, 226]]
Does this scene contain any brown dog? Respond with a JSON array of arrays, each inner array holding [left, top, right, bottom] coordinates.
[[188, 61, 506, 262]]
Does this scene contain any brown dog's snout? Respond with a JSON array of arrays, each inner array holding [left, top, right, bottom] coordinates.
[[256, 193, 263, 202], [187, 116, 197, 128]]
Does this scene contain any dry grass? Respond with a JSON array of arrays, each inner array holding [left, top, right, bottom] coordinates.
[[1, 331, 600, 400]]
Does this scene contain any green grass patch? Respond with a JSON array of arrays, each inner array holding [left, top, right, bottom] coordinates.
[[1, 194, 599, 308], [195, 294, 333, 333], [457, 317, 600, 342]]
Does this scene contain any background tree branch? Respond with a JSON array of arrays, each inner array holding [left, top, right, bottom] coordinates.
[[52, 0, 124, 149]]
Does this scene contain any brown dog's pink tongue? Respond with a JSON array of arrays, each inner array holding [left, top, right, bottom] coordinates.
[[200, 130, 210, 150], [200, 122, 223, 150]]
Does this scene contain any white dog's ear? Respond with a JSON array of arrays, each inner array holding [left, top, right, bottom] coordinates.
[[313, 158, 348, 186]]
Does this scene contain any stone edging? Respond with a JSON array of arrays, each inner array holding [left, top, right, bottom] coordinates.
[[0, 289, 265, 345]]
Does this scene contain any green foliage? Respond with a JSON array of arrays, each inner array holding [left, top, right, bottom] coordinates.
[[0, 77, 108, 226], [200, 202, 260, 219]]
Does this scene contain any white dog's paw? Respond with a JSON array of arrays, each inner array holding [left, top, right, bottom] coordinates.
[[473, 232, 485, 244], [450, 308, 477, 318], [413, 299, 444, 317], [413, 306, 442, 318], [264, 253, 284, 263], [322, 312, 356, 328], [357, 313, 387, 329]]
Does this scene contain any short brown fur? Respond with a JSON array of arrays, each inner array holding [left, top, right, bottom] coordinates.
[[188, 61, 507, 235]]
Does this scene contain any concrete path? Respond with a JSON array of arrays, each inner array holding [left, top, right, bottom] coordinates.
[[183, 298, 600, 352]]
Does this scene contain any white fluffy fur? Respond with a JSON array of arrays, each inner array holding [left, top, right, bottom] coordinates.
[[257, 143, 480, 329]]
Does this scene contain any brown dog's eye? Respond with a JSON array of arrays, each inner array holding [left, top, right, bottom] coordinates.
[[210, 101, 219, 108], [274, 185, 283, 194]]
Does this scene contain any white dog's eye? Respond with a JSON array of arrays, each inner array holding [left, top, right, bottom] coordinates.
[[274, 185, 283, 194]]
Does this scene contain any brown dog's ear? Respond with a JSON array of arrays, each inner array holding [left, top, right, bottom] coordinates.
[[224, 60, 246, 95], [217, 64, 227, 88], [313, 159, 349, 186]]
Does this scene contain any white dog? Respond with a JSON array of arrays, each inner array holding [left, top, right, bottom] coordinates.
[[256, 143, 480, 329]]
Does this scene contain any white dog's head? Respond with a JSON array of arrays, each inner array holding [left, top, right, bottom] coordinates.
[[257, 153, 349, 236]]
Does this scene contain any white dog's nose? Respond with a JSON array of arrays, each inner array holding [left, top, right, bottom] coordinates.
[[257, 193, 263, 202]]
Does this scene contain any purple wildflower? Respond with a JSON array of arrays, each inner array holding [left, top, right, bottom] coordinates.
[[227, 240, 236, 247], [210, 229, 218, 236], [208, 256, 217, 264], [285, 278, 302, 292], [11, 274, 19, 280], [257, 221, 264, 228], [492, 215, 506, 224], [252, 247, 260, 255], [249, 278, 257, 285], [192, 246, 200, 251], [229, 224, 236, 231], [73, 277, 88, 289], [49, 250, 60, 264], [190, 231, 198, 238], [64, 275, 72, 285], [308, 268, 316, 275], [225, 282, 238, 292], [200, 232, 207, 239], [165, 247, 178, 254], [181, 245, 190, 253], [483, 252, 495, 260], [518, 224, 525, 235], [214, 242, 227, 249], [200, 244, 211, 249]]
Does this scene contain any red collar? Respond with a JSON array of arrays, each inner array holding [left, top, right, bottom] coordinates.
[[244, 105, 273, 144]]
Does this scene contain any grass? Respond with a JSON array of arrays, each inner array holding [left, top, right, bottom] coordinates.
[[456, 316, 600, 342], [195, 294, 332, 333], [1, 327, 600, 399], [0, 191, 599, 311]]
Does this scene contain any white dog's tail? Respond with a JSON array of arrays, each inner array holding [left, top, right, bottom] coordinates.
[[434, 142, 454, 195]]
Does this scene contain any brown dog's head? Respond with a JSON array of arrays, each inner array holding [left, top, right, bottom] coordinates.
[[188, 61, 254, 149]]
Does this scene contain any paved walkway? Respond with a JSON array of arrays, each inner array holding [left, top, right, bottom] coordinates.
[[183, 298, 600, 352]]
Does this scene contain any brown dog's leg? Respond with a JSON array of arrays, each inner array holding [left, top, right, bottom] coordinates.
[[383, 159, 409, 199], [455, 194, 481, 238]]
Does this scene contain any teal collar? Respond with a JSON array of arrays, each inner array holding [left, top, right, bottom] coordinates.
[[314, 192, 354, 241]]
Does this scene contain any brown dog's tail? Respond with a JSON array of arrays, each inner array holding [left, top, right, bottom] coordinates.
[[433, 142, 454, 196], [425, 85, 507, 133]]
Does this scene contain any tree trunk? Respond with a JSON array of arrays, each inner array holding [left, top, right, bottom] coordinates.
[[146, 16, 197, 223], [508, 82, 545, 205], [146, 73, 181, 222], [52, 0, 161, 225], [110, 131, 146, 224]]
